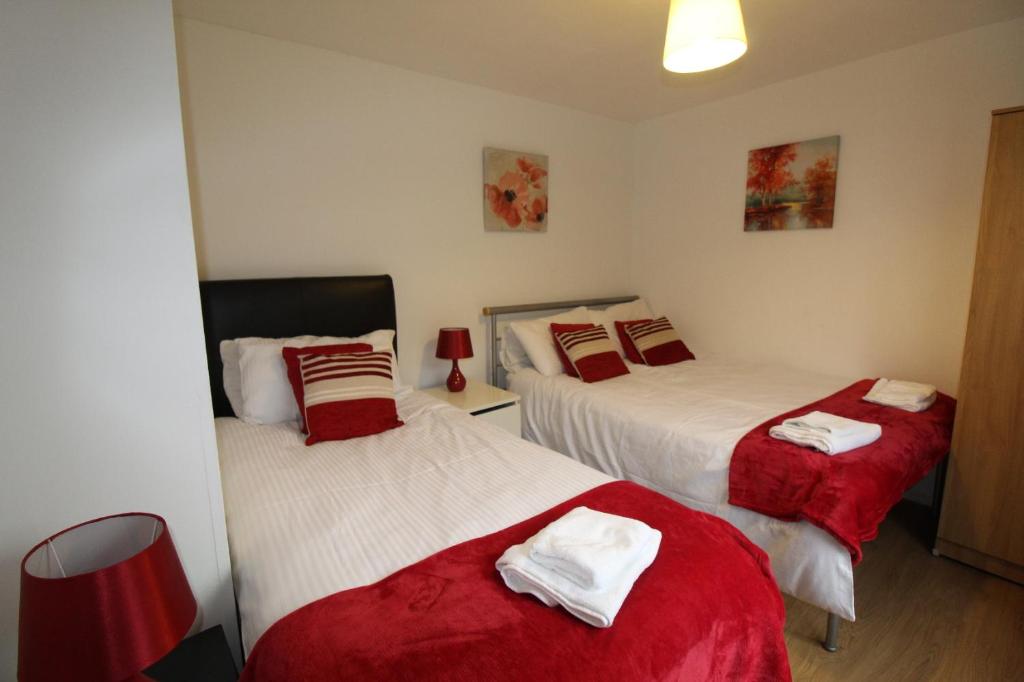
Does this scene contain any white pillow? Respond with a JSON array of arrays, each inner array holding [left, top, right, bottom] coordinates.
[[588, 298, 655, 357], [499, 325, 531, 373], [220, 336, 315, 418], [232, 330, 404, 424], [509, 306, 591, 376]]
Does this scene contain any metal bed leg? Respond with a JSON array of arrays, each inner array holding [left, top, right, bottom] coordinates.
[[823, 612, 841, 652]]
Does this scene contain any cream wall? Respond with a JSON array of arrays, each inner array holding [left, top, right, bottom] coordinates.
[[631, 18, 1024, 395], [0, 1, 237, 674], [176, 19, 633, 388]]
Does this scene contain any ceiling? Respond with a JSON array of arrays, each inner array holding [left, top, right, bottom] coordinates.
[[172, 0, 1024, 122]]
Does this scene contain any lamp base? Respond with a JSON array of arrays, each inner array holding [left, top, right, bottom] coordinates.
[[446, 360, 466, 392]]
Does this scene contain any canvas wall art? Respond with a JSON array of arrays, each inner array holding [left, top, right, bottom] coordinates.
[[483, 147, 548, 232], [744, 135, 840, 231]]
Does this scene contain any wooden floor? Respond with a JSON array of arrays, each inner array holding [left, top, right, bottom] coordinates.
[[784, 502, 1024, 681]]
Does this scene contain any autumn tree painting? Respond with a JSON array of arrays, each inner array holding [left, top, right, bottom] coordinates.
[[803, 155, 838, 209], [746, 143, 797, 210], [743, 136, 840, 231]]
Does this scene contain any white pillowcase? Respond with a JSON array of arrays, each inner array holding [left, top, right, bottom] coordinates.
[[588, 298, 654, 358], [500, 325, 531, 373], [220, 336, 315, 418], [224, 330, 405, 424], [509, 306, 590, 376]]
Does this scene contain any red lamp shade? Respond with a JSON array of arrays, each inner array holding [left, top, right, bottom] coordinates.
[[436, 327, 473, 392], [435, 327, 473, 360], [19, 513, 197, 682]]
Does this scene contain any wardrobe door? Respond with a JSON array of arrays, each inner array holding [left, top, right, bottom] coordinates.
[[937, 107, 1024, 583]]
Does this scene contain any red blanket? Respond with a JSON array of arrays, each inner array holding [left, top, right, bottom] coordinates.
[[240, 481, 791, 682], [728, 380, 955, 563]]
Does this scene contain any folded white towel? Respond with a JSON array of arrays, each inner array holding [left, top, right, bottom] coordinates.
[[769, 410, 881, 455], [863, 378, 937, 412], [496, 524, 661, 628], [528, 506, 659, 591]]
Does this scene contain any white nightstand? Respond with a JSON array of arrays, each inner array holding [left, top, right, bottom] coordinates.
[[422, 380, 522, 437]]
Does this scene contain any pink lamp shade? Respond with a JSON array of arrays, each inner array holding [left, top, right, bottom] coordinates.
[[19, 513, 197, 682], [436, 327, 473, 392]]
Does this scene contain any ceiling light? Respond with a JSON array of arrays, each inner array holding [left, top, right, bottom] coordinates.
[[662, 0, 748, 73]]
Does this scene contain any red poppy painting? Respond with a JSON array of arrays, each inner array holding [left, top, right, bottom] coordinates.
[[483, 148, 548, 232], [744, 135, 840, 231]]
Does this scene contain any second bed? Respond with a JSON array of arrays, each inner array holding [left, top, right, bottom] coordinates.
[[487, 295, 953, 649], [509, 356, 858, 622]]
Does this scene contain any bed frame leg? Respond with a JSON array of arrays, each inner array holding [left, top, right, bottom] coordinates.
[[823, 612, 841, 652]]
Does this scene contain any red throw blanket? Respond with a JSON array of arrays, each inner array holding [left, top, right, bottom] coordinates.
[[729, 380, 955, 563], [240, 481, 791, 682]]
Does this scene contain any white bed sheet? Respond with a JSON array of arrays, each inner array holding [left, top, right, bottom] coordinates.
[[216, 390, 612, 652], [508, 357, 858, 620]]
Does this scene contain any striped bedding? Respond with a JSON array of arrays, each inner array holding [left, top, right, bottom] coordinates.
[[216, 391, 611, 652]]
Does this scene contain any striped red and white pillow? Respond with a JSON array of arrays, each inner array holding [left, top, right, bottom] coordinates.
[[299, 350, 404, 445], [283, 343, 373, 433], [551, 324, 629, 383], [550, 323, 594, 377], [614, 319, 651, 364], [623, 317, 695, 366]]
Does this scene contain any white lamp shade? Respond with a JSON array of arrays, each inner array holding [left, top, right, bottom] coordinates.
[[663, 0, 748, 73]]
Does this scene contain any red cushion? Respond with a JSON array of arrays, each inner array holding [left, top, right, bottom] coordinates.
[[624, 317, 695, 366], [615, 319, 651, 363], [283, 343, 373, 432], [552, 325, 629, 383], [549, 323, 593, 377], [300, 350, 403, 445]]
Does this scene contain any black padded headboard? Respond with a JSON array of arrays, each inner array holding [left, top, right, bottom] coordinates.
[[198, 275, 396, 417]]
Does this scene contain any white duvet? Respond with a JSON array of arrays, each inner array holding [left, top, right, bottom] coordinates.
[[508, 356, 859, 621], [216, 391, 612, 652]]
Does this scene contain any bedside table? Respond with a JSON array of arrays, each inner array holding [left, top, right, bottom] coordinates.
[[144, 625, 238, 682], [422, 380, 522, 436]]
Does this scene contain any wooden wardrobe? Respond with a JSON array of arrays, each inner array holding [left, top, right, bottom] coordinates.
[[935, 106, 1024, 584]]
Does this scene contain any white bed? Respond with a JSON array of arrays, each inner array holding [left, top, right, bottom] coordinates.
[[206, 277, 797, 673], [218, 390, 612, 652], [507, 355, 860, 622]]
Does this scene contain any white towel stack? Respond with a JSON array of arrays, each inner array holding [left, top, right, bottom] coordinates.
[[769, 410, 881, 455], [863, 378, 937, 412], [496, 506, 661, 627]]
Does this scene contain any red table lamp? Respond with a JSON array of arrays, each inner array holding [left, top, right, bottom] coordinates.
[[19, 512, 198, 682], [436, 327, 473, 392]]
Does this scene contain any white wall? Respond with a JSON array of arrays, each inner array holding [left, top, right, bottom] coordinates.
[[631, 18, 1024, 395], [176, 19, 634, 389], [0, 1, 237, 673]]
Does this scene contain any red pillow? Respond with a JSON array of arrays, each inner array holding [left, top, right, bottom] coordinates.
[[283, 343, 373, 432], [551, 325, 629, 383], [615, 319, 652, 364], [623, 317, 695, 366], [300, 350, 403, 445], [550, 323, 594, 377]]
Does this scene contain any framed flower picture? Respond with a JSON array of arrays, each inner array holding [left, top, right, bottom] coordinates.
[[483, 147, 548, 232]]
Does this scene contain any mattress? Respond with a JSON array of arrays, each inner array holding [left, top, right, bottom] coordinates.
[[217, 391, 612, 651], [508, 356, 859, 620]]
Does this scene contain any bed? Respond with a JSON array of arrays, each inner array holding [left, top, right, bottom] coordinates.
[[485, 296, 953, 651], [200, 276, 793, 681]]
